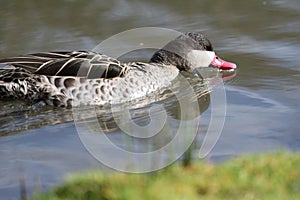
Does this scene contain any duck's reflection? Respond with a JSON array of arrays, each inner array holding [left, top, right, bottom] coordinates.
[[0, 69, 236, 137], [73, 69, 236, 155]]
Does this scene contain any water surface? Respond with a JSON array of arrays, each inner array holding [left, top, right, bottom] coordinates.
[[0, 0, 300, 199]]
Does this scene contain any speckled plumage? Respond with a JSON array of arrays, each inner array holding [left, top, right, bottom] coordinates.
[[0, 51, 179, 106], [0, 32, 234, 107]]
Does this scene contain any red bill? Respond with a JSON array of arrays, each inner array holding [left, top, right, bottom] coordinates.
[[211, 55, 237, 70]]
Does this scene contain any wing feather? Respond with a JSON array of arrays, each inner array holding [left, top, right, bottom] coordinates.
[[0, 51, 129, 79]]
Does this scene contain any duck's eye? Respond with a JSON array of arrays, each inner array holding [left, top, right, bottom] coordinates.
[[204, 45, 213, 51], [204, 46, 211, 51]]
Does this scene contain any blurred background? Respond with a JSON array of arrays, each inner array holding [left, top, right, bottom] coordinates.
[[0, 0, 300, 199]]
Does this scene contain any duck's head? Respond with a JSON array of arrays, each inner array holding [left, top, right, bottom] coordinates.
[[150, 32, 237, 71]]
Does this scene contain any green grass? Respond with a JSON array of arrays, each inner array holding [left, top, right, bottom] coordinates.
[[33, 152, 300, 200]]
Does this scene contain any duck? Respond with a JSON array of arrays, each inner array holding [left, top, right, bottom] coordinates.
[[0, 32, 236, 107]]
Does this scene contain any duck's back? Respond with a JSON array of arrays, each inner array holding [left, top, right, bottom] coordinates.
[[0, 51, 179, 106], [0, 51, 128, 78]]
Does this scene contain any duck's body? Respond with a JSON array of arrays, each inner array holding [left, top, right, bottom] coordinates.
[[0, 32, 236, 107], [0, 51, 180, 106]]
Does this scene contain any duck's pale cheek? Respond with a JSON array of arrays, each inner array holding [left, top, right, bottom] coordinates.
[[186, 50, 215, 68]]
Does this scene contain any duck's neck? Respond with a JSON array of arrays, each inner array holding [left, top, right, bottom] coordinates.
[[150, 49, 191, 71]]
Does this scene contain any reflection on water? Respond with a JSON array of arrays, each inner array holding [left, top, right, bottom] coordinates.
[[0, 0, 300, 198], [0, 68, 233, 136]]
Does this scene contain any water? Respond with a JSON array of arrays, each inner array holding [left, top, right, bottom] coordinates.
[[1, 0, 300, 199]]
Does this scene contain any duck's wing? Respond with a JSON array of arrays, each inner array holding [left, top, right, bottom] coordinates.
[[0, 51, 129, 79]]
